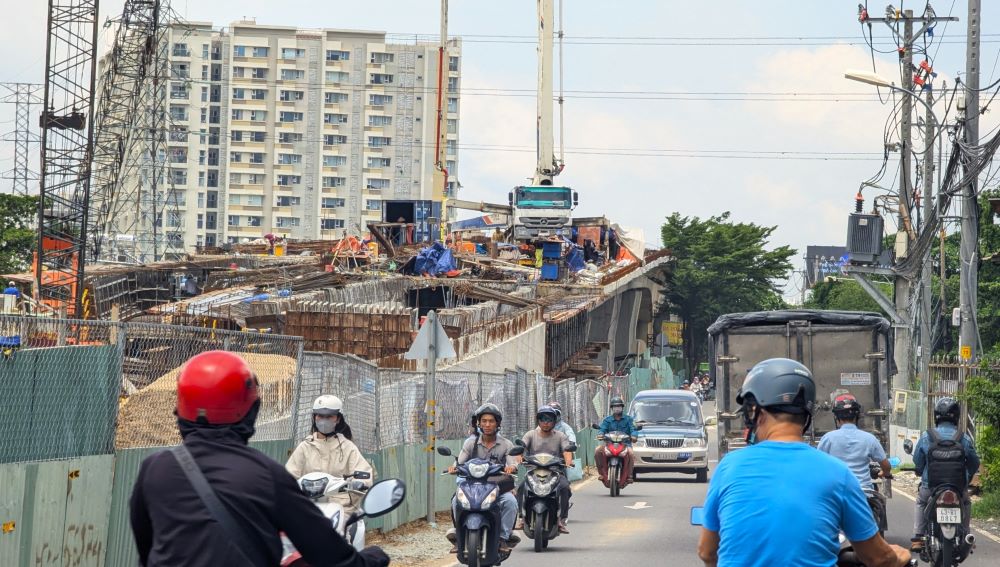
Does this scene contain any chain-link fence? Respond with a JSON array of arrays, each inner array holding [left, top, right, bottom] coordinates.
[[0, 314, 304, 461]]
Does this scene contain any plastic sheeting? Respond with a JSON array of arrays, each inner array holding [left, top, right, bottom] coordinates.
[[410, 242, 457, 276]]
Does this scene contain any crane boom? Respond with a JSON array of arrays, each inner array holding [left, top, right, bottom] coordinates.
[[535, 0, 556, 184]]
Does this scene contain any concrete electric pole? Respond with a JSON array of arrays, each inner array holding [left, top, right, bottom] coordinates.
[[960, 0, 980, 364]]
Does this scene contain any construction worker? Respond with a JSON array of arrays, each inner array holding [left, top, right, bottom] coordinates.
[[129, 351, 389, 567]]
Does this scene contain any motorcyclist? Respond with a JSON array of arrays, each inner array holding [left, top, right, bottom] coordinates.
[[519, 406, 574, 534], [594, 396, 638, 488], [818, 392, 892, 491], [286, 395, 374, 515], [910, 397, 980, 553], [696, 358, 911, 567], [444, 403, 521, 553], [547, 401, 577, 444], [129, 350, 389, 567]]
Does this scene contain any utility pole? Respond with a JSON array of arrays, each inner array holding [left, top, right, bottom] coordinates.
[[959, 0, 980, 364], [919, 85, 935, 427], [0, 83, 42, 195]]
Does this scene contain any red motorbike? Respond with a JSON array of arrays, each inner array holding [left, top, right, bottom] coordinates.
[[597, 431, 632, 497]]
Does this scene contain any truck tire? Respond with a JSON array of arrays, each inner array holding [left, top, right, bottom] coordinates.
[[696, 468, 708, 483]]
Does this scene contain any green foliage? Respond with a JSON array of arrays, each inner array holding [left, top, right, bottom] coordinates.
[[659, 212, 795, 371], [0, 194, 37, 274], [966, 372, 1000, 496], [804, 279, 890, 316], [972, 489, 1000, 519]]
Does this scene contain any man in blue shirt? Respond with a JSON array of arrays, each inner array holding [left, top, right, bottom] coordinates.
[[910, 397, 980, 552], [697, 358, 910, 567], [818, 392, 891, 492], [594, 396, 638, 488], [3, 282, 20, 298]]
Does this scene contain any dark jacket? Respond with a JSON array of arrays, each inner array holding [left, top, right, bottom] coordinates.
[[129, 425, 376, 567]]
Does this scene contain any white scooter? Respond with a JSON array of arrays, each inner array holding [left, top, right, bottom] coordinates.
[[281, 470, 373, 565]]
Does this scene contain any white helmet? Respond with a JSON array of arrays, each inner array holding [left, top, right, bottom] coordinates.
[[312, 395, 343, 416]]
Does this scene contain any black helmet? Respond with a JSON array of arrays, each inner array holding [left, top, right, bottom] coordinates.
[[610, 396, 625, 408], [934, 397, 961, 426], [737, 358, 816, 416], [832, 392, 861, 419], [474, 403, 503, 426], [536, 406, 559, 422]]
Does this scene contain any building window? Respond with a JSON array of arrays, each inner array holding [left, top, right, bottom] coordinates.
[[202, 43, 210, 58], [447, 97, 458, 113], [228, 215, 240, 227], [322, 155, 347, 167], [170, 84, 188, 99], [368, 136, 391, 148], [246, 195, 263, 206], [230, 152, 243, 163], [252, 68, 268, 79], [366, 178, 390, 190], [324, 113, 348, 124], [279, 111, 304, 122], [322, 177, 346, 188], [324, 92, 349, 104], [326, 71, 349, 83], [369, 94, 393, 106], [449, 56, 459, 72], [277, 196, 301, 206], [197, 192, 205, 208], [279, 132, 303, 143], [232, 88, 246, 100], [322, 197, 345, 207], [231, 109, 245, 120], [250, 110, 267, 122], [370, 73, 394, 85], [447, 119, 457, 134], [231, 130, 243, 142], [326, 50, 350, 61], [171, 63, 189, 79], [448, 77, 458, 92], [280, 90, 305, 101], [205, 212, 217, 230], [366, 199, 382, 211], [249, 153, 265, 164], [322, 218, 345, 229], [233, 45, 246, 57], [277, 153, 302, 165], [207, 190, 218, 208], [251, 89, 267, 100], [197, 213, 204, 229], [275, 217, 301, 228], [170, 169, 187, 185], [446, 160, 456, 173], [246, 216, 262, 227], [370, 52, 394, 64], [249, 131, 265, 142], [228, 194, 242, 206], [248, 174, 264, 184], [251, 46, 269, 57], [230, 173, 243, 184], [169, 106, 188, 121], [281, 47, 305, 59], [232, 66, 246, 78], [324, 134, 347, 145], [447, 140, 457, 155], [280, 69, 304, 81], [368, 115, 392, 127], [276, 174, 302, 186], [367, 157, 391, 168]]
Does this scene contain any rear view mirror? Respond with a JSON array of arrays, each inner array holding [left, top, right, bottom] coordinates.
[[361, 479, 406, 518], [635, 424, 643, 431], [514, 439, 525, 447], [567, 443, 578, 453], [436, 446, 453, 457], [351, 471, 371, 480], [591, 423, 600, 430], [690, 506, 705, 526], [903, 439, 913, 455], [509, 446, 524, 457]]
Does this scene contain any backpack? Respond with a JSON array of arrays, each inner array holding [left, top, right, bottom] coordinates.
[[926, 428, 967, 490]]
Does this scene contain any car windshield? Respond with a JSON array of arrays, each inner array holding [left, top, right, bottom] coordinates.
[[632, 399, 701, 426]]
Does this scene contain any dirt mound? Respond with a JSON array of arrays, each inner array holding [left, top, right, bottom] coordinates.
[[116, 352, 297, 449]]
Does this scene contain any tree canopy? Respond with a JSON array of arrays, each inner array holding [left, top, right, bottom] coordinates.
[[0, 194, 37, 275], [659, 212, 795, 372]]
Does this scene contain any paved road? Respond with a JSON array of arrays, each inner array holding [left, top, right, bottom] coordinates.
[[489, 403, 1000, 566]]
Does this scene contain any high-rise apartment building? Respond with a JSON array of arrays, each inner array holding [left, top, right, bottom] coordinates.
[[155, 20, 460, 251]]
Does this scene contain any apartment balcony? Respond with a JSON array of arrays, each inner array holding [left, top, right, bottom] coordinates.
[[227, 204, 264, 212], [172, 48, 192, 58]]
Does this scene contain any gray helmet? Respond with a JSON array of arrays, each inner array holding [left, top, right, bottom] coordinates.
[[547, 401, 563, 420], [609, 396, 625, 408], [736, 358, 816, 416], [536, 406, 559, 422], [934, 397, 960, 426], [474, 403, 503, 426]]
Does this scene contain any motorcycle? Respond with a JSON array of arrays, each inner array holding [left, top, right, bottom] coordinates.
[[281, 470, 373, 566], [593, 424, 634, 497], [520, 447, 573, 553], [437, 444, 524, 567], [280, 476, 406, 567], [903, 440, 976, 567], [866, 462, 890, 536]]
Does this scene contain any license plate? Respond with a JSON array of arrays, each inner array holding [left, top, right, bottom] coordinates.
[[936, 507, 961, 524], [653, 453, 675, 461]]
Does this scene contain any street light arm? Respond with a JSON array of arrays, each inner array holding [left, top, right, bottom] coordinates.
[[844, 70, 941, 126]]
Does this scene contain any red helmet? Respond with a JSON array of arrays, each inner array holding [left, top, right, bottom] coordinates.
[[176, 351, 259, 424], [833, 392, 861, 418]]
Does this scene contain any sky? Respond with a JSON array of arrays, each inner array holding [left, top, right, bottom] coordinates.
[[2, 1, 999, 301]]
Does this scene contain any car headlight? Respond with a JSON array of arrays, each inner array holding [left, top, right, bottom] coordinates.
[[683, 437, 706, 448], [468, 462, 490, 479], [482, 487, 499, 508], [635, 437, 646, 447], [456, 488, 472, 510]]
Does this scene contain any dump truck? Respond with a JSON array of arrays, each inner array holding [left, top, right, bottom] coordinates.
[[707, 310, 895, 458]]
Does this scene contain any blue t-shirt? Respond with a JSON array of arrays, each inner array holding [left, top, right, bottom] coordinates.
[[818, 424, 887, 492], [703, 441, 878, 567]]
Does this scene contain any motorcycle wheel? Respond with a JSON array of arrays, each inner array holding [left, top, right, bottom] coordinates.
[[696, 468, 708, 483], [610, 465, 620, 497], [939, 536, 954, 567], [533, 511, 545, 553], [466, 529, 482, 567]]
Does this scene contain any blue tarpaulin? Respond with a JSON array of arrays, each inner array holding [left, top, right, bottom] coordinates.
[[413, 242, 457, 276], [566, 248, 585, 272]]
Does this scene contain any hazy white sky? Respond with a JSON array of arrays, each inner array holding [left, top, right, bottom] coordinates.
[[2, 1, 998, 300]]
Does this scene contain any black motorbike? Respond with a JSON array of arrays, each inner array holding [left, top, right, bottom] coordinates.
[[865, 462, 890, 536], [438, 445, 523, 567], [903, 439, 976, 567], [520, 451, 568, 552]]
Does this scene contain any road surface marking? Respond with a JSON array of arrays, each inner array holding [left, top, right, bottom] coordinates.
[[892, 487, 1000, 545], [624, 501, 652, 510]]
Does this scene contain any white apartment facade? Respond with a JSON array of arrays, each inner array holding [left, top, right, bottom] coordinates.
[[163, 21, 461, 249]]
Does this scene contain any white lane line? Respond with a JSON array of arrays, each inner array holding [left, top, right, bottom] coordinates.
[[892, 487, 1000, 545]]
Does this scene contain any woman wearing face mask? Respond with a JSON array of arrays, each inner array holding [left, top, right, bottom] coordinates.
[[286, 395, 374, 514]]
